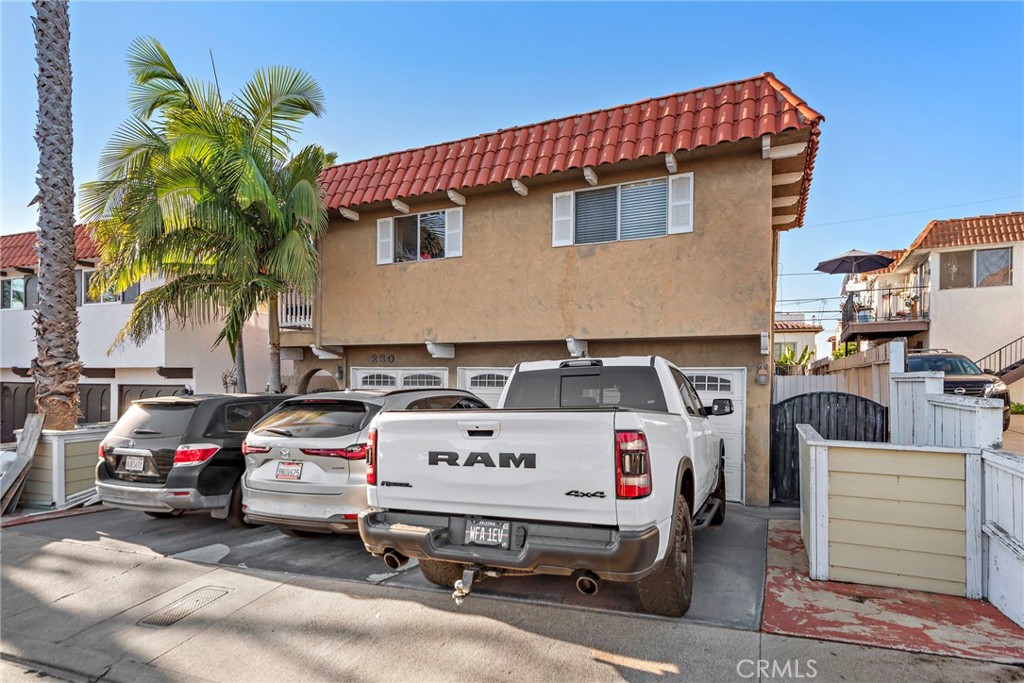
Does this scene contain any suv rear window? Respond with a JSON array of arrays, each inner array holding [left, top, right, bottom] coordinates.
[[111, 403, 196, 438], [504, 367, 668, 412], [252, 400, 377, 438]]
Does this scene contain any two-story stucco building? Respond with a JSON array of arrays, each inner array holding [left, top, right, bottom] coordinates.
[[1, 226, 270, 442], [279, 73, 824, 506]]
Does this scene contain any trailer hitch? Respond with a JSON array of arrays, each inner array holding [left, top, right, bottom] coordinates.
[[453, 567, 482, 606]]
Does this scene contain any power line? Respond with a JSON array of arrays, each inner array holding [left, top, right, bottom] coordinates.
[[804, 195, 1023, 229]]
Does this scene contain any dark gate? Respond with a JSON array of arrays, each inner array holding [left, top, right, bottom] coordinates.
[[1, 382, 114, 442], [770, 392, 888, 504]]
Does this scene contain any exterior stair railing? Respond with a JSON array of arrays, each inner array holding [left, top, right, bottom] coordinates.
[[975, 335, 1024, 385]]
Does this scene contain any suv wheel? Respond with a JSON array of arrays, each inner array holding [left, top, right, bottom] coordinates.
[[637, 494, 693, 617], [225, 481, 258, 529], [278, 527, 323, 539], [419, 559, 464, 588], [144, 511, 183, 519]]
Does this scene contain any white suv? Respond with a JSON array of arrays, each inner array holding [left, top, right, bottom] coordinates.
[[241, 389, 488, 537]]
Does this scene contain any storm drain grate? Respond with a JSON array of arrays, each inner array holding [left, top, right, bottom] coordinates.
[[138, 587, 230, 627]]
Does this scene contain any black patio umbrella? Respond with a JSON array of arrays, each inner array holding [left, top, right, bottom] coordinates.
[[814, 249, 895, 275]]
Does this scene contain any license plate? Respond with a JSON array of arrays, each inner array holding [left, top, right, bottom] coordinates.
[[464, 519, 510, 548], [124, 455, 145, 472], [275, 461, 303, 480]]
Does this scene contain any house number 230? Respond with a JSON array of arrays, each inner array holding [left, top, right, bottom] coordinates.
[[371, 354, 396, 364]]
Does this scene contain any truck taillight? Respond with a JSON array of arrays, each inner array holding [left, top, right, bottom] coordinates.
[[366, 429, 377, 485], [615, 431, 651, 498], [173, 444, 220, 466], [241, 442, 271, 455], [98, 444, 105, 461], [301, 444, 367, 460]]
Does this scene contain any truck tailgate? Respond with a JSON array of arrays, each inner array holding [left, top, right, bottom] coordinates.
[[373, 410, 618, 526]]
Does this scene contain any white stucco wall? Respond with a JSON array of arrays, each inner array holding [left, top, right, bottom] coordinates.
[[775, 330, 821, 361], [926, 243, 1024, 362], [163, 311, 270, 394]]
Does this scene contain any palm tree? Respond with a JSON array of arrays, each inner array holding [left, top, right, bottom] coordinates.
[[81, 38, 328, 393], [31, 0, 82, 429]]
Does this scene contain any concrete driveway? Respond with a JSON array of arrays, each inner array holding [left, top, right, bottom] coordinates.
[[3, 504, 775, 630]]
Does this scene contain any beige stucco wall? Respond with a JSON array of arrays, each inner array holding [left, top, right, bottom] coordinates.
[[828, 445, 967, 596], [290, 335, 772, 505], [316, 151, 773, 346]]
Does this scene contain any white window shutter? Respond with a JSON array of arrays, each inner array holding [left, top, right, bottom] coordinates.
[[668, 172, 694, 234], [445, 207, 463, 257], [552, 191, 574, 247], [376, 217, 394, 265]]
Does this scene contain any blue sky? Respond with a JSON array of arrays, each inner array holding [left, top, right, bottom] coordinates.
[[2, 2, 1022, 349]]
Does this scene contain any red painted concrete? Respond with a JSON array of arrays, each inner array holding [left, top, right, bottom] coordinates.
[[762, 520, 1024, 664]]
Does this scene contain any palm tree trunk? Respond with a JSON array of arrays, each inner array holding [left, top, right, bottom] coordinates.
[[234, 334, 247, 393], [31, 0, 81, 430], [268, 294, 281, 393]]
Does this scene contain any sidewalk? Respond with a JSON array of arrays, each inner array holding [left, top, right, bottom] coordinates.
[[3, 528, 1022, 683], [1004, 414, 1024, 454]]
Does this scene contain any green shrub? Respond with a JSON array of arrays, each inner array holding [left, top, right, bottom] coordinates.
[[1011, 402, 1024, 415]]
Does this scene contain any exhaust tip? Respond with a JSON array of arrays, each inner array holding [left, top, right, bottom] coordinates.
[[383, 549, 409, 570], [575, 572, 600, 596]]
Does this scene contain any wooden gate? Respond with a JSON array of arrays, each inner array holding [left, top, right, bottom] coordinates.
[[771, 392, 888, 504], [1, 382, 114, 442]]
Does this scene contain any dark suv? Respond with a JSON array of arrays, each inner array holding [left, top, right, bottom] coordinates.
[[96, 394, 290, 526], [907, 351, 1011, 431]]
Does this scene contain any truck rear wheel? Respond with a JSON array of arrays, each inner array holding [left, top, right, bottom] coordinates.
[[637, 494, 693, 617], [710, 463, 726, 526], [419, 559, 464, 588]]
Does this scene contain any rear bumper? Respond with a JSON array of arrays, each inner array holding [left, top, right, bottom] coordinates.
[[96, 480, 228, 513], [241, 481, 365, 533], [359, 510, 661, 582]]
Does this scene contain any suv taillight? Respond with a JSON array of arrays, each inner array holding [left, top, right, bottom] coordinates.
[[301, 444, 367, 460], [242, 441, 271, 455], [173, 444, 220, 466], [98, 444, 106, 461], [366, 429, 377, 485], [615, 431, 651, 498]]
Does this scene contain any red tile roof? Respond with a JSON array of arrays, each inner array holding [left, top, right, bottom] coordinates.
[[904, 212, 1024, 253], [774, 320, 824, 333], [321, 72, 823, 225], [863, 249, 906, 275], [0, 225, 99, 269]]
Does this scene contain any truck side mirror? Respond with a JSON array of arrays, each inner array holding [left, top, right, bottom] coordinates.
[[710, 398, 733, 416]]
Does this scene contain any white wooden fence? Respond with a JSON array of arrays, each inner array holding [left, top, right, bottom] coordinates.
[[889, 371, 1004, 449], [806, 340, 894, 405], [982, 449, 1024, 627], [773, 374, 847, 403]]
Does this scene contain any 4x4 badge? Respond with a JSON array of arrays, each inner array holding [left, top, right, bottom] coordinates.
[[565, 490, 606, 498]]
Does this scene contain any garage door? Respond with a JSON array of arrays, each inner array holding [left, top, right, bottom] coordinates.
[[682, 367, 746, 504], [457, 367, 512, 407], [350, 368, 448, 390]]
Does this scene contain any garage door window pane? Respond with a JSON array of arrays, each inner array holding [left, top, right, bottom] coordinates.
[[470, 373, 508, 388], [403, 373, 442, 387], [362, 373, 396, 387]]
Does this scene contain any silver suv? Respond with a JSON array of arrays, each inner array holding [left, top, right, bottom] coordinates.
[[241, 389, 488, 537]]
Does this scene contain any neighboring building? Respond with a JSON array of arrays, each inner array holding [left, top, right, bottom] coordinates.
[[1, 226, 270, 442], [278, 73, 825, 506], [837, 212, 1024, 402], [774, 315, 824, 362]]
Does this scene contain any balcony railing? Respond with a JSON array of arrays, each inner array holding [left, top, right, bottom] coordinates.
[[278, 288, 313, 329], [841, 285, 930, 326]]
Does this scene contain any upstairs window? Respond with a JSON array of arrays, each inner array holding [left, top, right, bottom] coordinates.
[[1, 275, 39, 310], [552, 173, 693, 247], [77, 270, 141, 305], [377, 207, 463, 265], [939, 248, 1012, 289]]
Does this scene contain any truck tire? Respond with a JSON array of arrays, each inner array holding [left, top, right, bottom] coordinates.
[[419, 559, 464, 588], [710, 463, 726, 526], [637, 494, 693, 617]]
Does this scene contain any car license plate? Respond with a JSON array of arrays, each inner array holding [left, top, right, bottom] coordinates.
[[124, 455, 145, 472], [275, 461, 303, 480], [464, 519, 510, 548]]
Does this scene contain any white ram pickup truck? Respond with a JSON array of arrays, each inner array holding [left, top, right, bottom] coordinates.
[[358, 356, 733, 616]]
